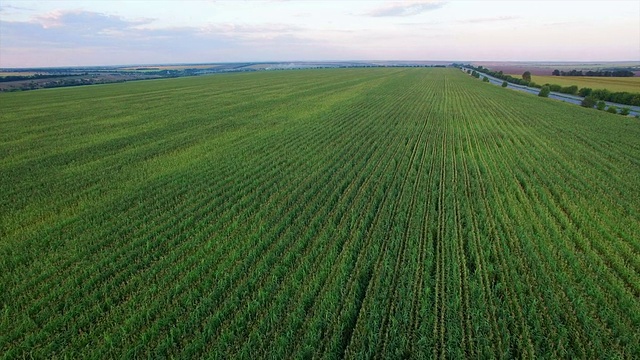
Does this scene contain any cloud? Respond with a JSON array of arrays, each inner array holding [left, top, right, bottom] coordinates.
[[0, 10, 233, 65], [0, 4, 33, 12], [201, 23, 303, 38], [367, 1, 446, 17], [458, 16, 520, 24], [2, 9, 305, 45], [0, 9, 337, 66], [1, 11, 159, 49], [544, 21, 576, 27], [35, 10, 153, 30]]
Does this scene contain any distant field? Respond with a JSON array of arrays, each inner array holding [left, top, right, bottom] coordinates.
[[528, 75, 640, 93], [0, 72, 39, 77], [1, 68, 639, 358], [120, 64, 222, 70], [480, 61, 640, 76]]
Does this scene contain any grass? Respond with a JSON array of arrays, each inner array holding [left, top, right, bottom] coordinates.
[[1, 68, 639, 358]]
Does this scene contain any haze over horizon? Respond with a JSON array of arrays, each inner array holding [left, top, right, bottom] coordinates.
[[1, 0, 639, 68]]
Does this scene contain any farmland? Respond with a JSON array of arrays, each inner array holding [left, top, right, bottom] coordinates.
[[0, 72, 39, 77], [1, 68, 639, 358], [479, 61, 640, 77], [524, 74, 640, 93]]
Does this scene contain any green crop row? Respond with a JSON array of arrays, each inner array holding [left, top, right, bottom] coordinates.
[[1, 68, 638, 358]]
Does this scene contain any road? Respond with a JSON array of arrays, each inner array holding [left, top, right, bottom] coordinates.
[[461, 68, 640, 117]]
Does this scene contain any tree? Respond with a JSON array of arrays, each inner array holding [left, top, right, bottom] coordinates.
[[560, 85, 578, 95], [549, 84, 562, 92], [607, 106, 618, 114], [483, 76, 490, 82], [502, 81, 508, 87], [538, 86, 550, 97], [552, 69, 560, 76], [578, 87, 592, 97], [620, 107, 631, 116], [596, 101, 606, 110], [581, 96, 597, 108], [591, 89, 611, 100], [522, 71, 532, 82]]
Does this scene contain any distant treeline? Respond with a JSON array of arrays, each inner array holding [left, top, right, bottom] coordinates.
[[455, 64, 539, 87], [1, 77, 126, 92], [552, 69, 635, 77], [577, 88, 640, 106], [0, 73, 74, 82], [456, 64, 640, 107]]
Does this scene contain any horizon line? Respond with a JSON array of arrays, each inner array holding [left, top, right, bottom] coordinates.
[[2, 59, 640, 70]]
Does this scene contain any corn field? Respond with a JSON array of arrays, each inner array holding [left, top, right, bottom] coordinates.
[[1, 68, 639, 358]]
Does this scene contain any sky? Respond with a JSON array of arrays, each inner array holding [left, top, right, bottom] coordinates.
[[0, 0, 639, 67]]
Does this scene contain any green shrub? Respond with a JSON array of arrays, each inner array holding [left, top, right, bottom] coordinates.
[[578, 87, 593, 97], [560, 85, 579, 95], [620, 107, 631, 116], [549, 84, 562, 92], [581, 96, 597, 108], [538, 86, 550, 97], [502, 81, 508, 88], [607, 106, 618, 114], [596, 101, 606, 111]]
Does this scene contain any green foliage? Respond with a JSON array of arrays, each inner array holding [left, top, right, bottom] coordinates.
[[544, 84, 579, 96], [538, 86, 550, 97], [606, 105, 618, 114], [620, 107, 631, 116], [596, 101, 607, 110], [606, 91, 640, 106], [1, 68, 639, 359], [502, 81, 508, 87], [591, 88, 611, 100], [522, 71, 532, 82], [560, 85, 579, 95], [556, 69, 635, 77], [581, 95, 597, 108], [482, 76, 490, 82], [549, 84, 562, 92], [578, 87, 593, 97], [461, 65, 640, 107]]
